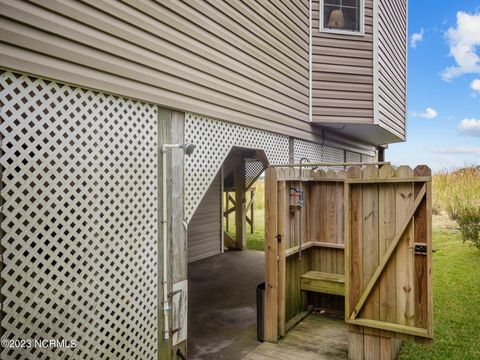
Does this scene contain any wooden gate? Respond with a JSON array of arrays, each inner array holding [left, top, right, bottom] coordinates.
[[264, 164, 433, 358]]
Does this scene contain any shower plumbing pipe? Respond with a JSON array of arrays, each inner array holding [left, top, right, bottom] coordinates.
[[161, 143, 195, 340]]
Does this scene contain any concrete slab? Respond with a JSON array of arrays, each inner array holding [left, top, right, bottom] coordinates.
[[188, 250, 265, 360]]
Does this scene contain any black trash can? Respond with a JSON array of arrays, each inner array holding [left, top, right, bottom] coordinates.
[[256, 282, 265, 342]]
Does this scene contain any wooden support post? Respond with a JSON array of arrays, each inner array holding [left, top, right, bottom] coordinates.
[[346, 166, 364, 359], [250, 189, 255, 234], [158, 108, 186, 360], [225, 191, 229, 232], [277, 181, 287, 337], [265, 167, 278, 342], [414, 165, 433, 341], [235, 158, 246, 249]]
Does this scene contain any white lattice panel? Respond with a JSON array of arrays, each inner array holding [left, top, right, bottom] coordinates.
[[245, 160, 265, 190], [184, 113, 289, 221], [346, 151, 362, 163], [362, 154, 374, 163], [322, 145, 345, 170], [293, 138, 346, 169], [293, 138, 323, 164], [0, 71, 158, 360]]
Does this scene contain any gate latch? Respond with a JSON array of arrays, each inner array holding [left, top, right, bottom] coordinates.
[[414, 243, 427, 255]]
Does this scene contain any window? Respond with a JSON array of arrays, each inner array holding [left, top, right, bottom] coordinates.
[[320, 0, 364, 35]]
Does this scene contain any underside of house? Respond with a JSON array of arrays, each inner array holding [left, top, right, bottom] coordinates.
[[0, 1, 434, 360]]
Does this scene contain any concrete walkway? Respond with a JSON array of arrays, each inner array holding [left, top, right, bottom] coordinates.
[[188, 250, 265, 360], [243, 314, 348, 360]]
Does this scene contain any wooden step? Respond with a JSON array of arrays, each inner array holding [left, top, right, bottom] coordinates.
[[300, 271, 345, 296]]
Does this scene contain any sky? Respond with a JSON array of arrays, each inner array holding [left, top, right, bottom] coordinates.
[[388, 0, 480, 171]]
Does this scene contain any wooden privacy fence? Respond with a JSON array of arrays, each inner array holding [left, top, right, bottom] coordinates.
[[264, 164, 433, 359]]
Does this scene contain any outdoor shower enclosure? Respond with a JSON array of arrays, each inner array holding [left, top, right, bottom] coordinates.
[[264, 164, 433, 359]]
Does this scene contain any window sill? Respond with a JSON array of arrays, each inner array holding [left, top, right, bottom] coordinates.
[[319, 27, 365, 37]]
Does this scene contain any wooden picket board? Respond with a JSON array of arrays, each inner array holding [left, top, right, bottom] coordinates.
[[378, 165, 397, 342], [395, 166, 416, 341], [413, 165, 433, 339], [361, 165, 381, 356], [277, 179, 287, 337], [345, 166, 365, 357]]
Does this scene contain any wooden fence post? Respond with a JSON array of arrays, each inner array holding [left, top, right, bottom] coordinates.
[[235, 159, 246, 249], [265, 167, 278, 342]]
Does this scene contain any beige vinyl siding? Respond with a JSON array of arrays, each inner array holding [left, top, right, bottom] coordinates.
[[0, 0, 311, 138], [311, 0, 375, 123], [377, 0, 407, 139], [188, 172, 222, 263]]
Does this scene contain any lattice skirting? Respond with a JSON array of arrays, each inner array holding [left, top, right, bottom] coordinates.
[[184, 113, 290, 221], [184, 114, 366, 221], [0, 71, 158, 360]]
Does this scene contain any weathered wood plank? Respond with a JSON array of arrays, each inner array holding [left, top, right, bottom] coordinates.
[[245, 314, 348, 360], [414, 165, 433, 340], [346, 166, 363, 318], [278, 180, 287, 337], [348, 331, 364, 360], [395, 166, 415, 341], [345, 176, 431, 184], [285, 241, 345, 257], [361, 165, 380, 356], [345, 166, 364, 356], [265, 167, 278, 342], [158, 108, 187, 359], [378, 165, 397, 340], [285, 310, 311, 333], [300, 271, 345, 296], [346, 318, 430, 338]]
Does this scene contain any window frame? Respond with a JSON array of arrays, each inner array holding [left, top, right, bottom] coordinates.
[[319, 0, 365, 36]]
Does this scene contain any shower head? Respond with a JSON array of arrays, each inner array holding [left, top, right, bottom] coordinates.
[[182, 143, 196, 156]]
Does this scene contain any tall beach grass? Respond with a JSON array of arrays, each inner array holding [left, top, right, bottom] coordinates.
[[433, 165, 480, 248]]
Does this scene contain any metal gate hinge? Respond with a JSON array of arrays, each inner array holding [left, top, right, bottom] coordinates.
[[168, 289, 183, 299]]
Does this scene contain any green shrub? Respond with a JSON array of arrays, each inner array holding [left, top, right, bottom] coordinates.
[[456, 205, 480, 249]]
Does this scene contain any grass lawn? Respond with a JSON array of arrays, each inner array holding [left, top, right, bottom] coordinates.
[[398, 225, 480, 359], [225, 208, 265, 251]]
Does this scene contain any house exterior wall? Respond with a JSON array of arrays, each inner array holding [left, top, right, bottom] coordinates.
[[311, 0, 375, 124], [311, 0, 407, 142], [0, 0, 317, 140], [187, 171, 222, 263], [376, 0, 408, 139]]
